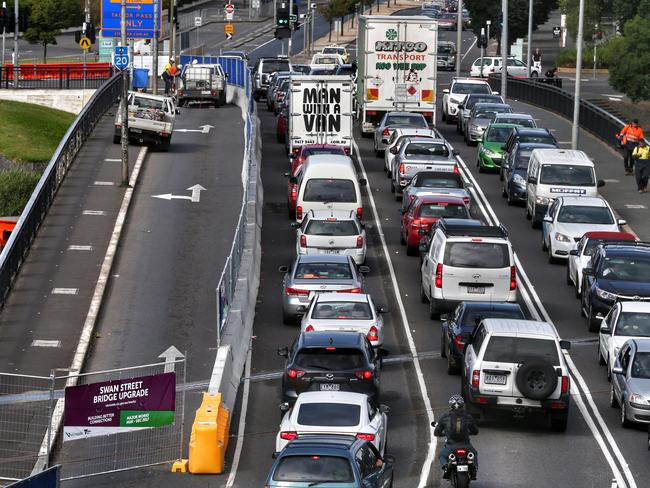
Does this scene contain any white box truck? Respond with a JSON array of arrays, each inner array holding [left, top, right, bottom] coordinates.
[[357, 15, 438, 135], [288, 75, 354, 156]]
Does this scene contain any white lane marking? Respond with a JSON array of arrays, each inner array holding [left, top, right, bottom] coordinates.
[[104, 158, 121, 162], [624, 204, 647, 209], [608, 97, 622, 102], [353, 139, 437, 488], [603, 179, 620, 183], [224, 342, 252, 488], [68, 245, 93, 251], [51, 288, 78, 295], [82, 210, 106, 216], [31, 147, 149, 474], [31, 340, 62, 348], [557, 141, 572, 144], [93, 181, 115, 186], [460, 36, 478, 63], [454, 153, 636, 488], [248, 37, 276, 54]]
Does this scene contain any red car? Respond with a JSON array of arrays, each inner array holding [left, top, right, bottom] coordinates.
[[400, 194, 470, 255], [276, 109, 287, 144]]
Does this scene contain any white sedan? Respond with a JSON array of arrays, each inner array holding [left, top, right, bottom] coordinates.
[[598, 301, 650, 380], [298, 292, 387, 347], [542, 196, 626, 264], [567, 231, 636, 297], [276, 391, 389, 454]]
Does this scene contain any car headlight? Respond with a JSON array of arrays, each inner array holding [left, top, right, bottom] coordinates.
[[512, 173, 526, 186], [554, 232, 572, 243], [480, 147, 497, 158], [469, 124, 479, 131], [595, 287, 617, 301], [535, 196, 550, 205], [629, 393, 650, 406]]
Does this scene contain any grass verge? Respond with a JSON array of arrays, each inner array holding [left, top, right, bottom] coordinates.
[[0, 169, 42, 216]]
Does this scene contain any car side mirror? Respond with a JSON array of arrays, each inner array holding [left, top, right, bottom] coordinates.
[[379, 404, 390, 414], [295, 305, 307, 314], [452, 150, 459, 156], [600, 325, 611, 335], [597, 179, 606, 188], [443, 88, 449, 94], [278, 265, 289, 273], [583, 267, 593, 276], [376, 306, 388, 314], [559, 340, 571, 350], [175, 108, 181, 115], [618, 219, 627, 226], [390, 146, 399, 154], [359, 178, 367, 186], [289, 176, 298, 185], [378, 348, 389, 357], [527, 176, 537, 184], [277, 346, 289, 357], [279, 402, 291, 412], [358, 265, 370, 274], [569, 249, 579, 256], [612, 366, 624, 375], [543, 215, 552, 223], [290, 222, 300, 228]]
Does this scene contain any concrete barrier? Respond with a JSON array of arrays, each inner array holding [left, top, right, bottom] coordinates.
[[0, 89, 96, 114]]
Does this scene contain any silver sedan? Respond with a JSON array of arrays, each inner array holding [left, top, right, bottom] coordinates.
[[611, 338, 650, 427], [464, 103, 512, 145], [373, 112, 429, 156]]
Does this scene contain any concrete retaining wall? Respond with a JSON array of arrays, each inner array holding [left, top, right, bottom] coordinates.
[[0, 89, 96, 114]]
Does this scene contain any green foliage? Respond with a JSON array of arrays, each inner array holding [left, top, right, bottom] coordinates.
[[553, 46, 608, 68], [559, 0, 612, 41], [0, 170, 41, 217], [0, 100, 75, 163], [608, 15, 650, 102], [613, 0, 650, 27], [23, 0, 83, 62]]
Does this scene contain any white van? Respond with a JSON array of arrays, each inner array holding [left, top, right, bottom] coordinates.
[[293, 155, 366, 223], [525, 149, 605, 228]]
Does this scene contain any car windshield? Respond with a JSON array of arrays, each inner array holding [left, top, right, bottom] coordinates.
[[475, 108, 510, 120], [599, 256, 650, 282], [515, 150, 533, 169], [453, 82, 491, 94], [303, 179, 357, 203], [483, 337, 560, 365], [540, 165, 595, 186], [497, 116, 536, 128], [439, 45, 455, 55], [418, 203, 468, 219], [316, 57, 338, 65], [631, 352, 650, 379], [584, 238, 632, 256], [520, 134, 555, 145], [132, 97, 164, 110], [405, 143, 450, 157], [461, 309, 524, 328], [304, 147, 345, 157], [323, 48, 344, 55], [441, 13, 456, 20], [557, 205, 613, 224], [486, 127, 513, 143], [312, 301, 373, 320], [262, 60, 290, 73], [615, 313, 650, 337], [294, 348, 366, 370], [444, 242, 510, 268], [273, 455, 354, 482], [297, 403, 361, 426], [386, 115, 427, 127], [295, 262, 353, 280], [305, 219, 358, 236], [416, 176, 461, 188], [466, 96, 500, 109]]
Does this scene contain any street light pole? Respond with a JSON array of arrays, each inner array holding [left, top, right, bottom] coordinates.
[[2, 2, 7, 66], [12, 0, 17, 70], [571, 0, 585, 149], [486, 20, 491, 55], [288, 0, 293, 56], [500, 0, 508, 100], [526, 0, 532, 77], [455, 0, 462, 77], [120, 0, 130, 187], [153, 0, 158, 94]]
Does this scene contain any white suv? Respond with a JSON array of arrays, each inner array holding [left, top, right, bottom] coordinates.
[[420, 221, 517, 318], [441, 78, 493, 124], [462, 318, 572, 431]]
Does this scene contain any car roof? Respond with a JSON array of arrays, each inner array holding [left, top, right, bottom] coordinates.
[[315, 292, 370, 303], [303, 154, 354, 166], [302, 144, 345, 150], [631, 338, 650, 353], [514, 127, 552, 135], [416, 194, 466, 204], [386, 111, 425, 117], [296, 254, 353, 264], [496, 112, 534, 119], [280, 434, 358, 455], [440, 218, 481, 226], [558, 196, 607, 207], [482, 318, 557, 337], [583, 231, 635, 240], [466, 93, 502, 99], [308, 209, 356, 220], [406, 137, 447, 144], [462, 301, 523, 312], [295, 391, 368, 405], [516, 142, 556, 150], [300, 331, 365, 347], [600, 243, 650, 256], [452, 77, 490, 84], [487, 123, 520, 129], [531, 148, 592, 165], [618, 301, 650, 313], [474, 103, 510, 109]]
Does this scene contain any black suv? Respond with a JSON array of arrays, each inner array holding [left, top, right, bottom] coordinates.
[[441, 301, 525, 374], [503, 127, 557, 156], [581, 243, 650, 331], [278, 331, 388, 405], [500, 142, 558, 205]]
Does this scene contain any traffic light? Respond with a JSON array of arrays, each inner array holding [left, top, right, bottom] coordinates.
[[477, 35, 487, 48], [0, 8, 7, 31], [87, 23, 96, 44], [169, 5, 179, 28], [277, 1, 289, 27], [275, 26, 291, 39], [75, 30, 82, 44]]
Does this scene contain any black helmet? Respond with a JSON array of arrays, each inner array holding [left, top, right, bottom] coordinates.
[[449, 394, 465, 410]]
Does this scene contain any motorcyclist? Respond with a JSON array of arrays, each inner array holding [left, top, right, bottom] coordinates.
[[433, 395, 479, 480]]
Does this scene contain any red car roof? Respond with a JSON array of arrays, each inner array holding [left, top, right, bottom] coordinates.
[[583, 231, 636, 240]]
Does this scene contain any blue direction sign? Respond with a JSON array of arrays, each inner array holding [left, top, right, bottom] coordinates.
[[101, 0, 162, 39], [114, 46, 130, 70]]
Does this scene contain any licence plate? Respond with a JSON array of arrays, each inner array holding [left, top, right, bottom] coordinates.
[[130, 128, 142, 133], [324, 249, 340, 254], [320, 383, 340, 391], [201, 90, 211, 95], [457, 465, 469, 472], [467, 286, 485, 294], [484, 374, 507, 385]]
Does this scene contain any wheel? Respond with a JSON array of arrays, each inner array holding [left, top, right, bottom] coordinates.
[[406, 244, 417, 256], [447, 352, 460, 375], [467, 138, 477, 147], [588, 304, 600, 332], [550, 412, 568, 432], [375, 150, 382, 158], [387, 169, 392, 178], [499, 169, 504, 181], [428, 292, 439, 319], [394, 192, 402, 202], [420, 282, 429, 303], [477, 158, 484, 173], [159, 140, 170, 152], [610, 383, 619, 407], [215, 98, 221, 108], [597, 339, 606, 365], [548, 243, 557, 264], [400, 231, 406, 245], [282, 309, 293, 325], [253, 94, 260, 102], [621, 402, 632, 428], [565, 265, 573, 286], [390, 181, 395, 193], [502, 184, 507, 198], [442, 109, 447, 122], [607, 362, 612, 382], [575, 281, 581, 299], [506, 189, 515, 206], [526, 207, 532, 220], [440, 334, 447, 358], [541, 234, 548, 251], [452, 471, 470, 488]]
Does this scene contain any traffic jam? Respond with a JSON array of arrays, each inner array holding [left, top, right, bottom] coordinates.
[[250, 10, 650, 488]]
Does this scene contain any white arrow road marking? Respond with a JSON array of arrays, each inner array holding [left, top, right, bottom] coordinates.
[[152, 185, 206, 203], [158, 346, 185, 373], [174, 125, 215, 134]]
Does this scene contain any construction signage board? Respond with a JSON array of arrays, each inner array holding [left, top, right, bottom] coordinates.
[[63, 372, 175, 441], [101, 0, 162, 39], [225, 23, 234, 35]]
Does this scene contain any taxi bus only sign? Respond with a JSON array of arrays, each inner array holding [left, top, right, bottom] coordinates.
[[101, 0, 162, 39], [63, 372, 175, 440]]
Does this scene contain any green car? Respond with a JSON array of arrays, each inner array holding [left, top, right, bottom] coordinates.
[[477, 123, 519, 172]]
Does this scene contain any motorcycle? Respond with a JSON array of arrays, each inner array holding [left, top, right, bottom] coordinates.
[[445, 447, 476, 488]]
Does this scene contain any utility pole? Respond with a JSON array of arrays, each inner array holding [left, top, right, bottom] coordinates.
[[479, 27, 485, 77], [526, 0, 532, 77], [500, 0, 508, 100], [153, 0, 158, 93], [2, 2, 7, 67], [486, 20, 491, 55], [12, 0, 17, 71], [169, 0, 175, 60], [455, 0, 462, 77], [288, 0, 293, 57], [571, 0, 585, 149], [120, 0, 130, 187], [83, 0, 90, 90]]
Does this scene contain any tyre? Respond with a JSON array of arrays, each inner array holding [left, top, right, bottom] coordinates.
[[215, 98, 221, 108], [442, 109, 447, 122], [597, 339, 606, 365], [400, 231, 406, 245], [361, 131, 372, 139], [477, 159, 484, 173], [406, 244, 417, 256], [253, 94, 260, 102], [548, 244, 557, 264], [575, 282, 581, 299], [452, 471, 470, 488], [467, 138, 477, 147], [282, 309, 294, 325], [429, 292, 439, 319], [550, 412, 568, 432], [566, 265, 573, 286], [502, 184, 507, 198], [390, 181, 395, 193], [588, 304, 600, 332], [621, 402, 632, 428], [395, 192, 402, 202], [541, 234, 548, 251], [610, 383, 619, 408], [607, 363, 612, 382], [506, 190, 515, 206], [526, 207, 532, 220], [420, 281, 429, 303], [159, 140, 170, 152], [515, 360, 558, 401], [447, 352, 460, 375], [387, 169, 392, 179], [440, 334, 447, 358], [375, 149, 382, 158]]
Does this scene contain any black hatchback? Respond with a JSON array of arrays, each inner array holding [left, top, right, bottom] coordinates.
[[441, 301, 525, 374], [278, 331, 388, 405]]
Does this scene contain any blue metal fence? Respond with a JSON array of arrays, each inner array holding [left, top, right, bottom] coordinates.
[[179, 55, 247, 87]]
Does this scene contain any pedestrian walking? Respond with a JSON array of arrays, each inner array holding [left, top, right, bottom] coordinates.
[[616, 118, 645, 175], [161, 59, 177, 95], [633, 139, 650, 193]]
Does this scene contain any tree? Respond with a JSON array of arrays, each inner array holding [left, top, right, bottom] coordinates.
[[559, 0, 612, 41], [613, 0, 650, 27], [22, 0, 82, 62], [607, 15, 650, 102], [317, 0, 351, 41]]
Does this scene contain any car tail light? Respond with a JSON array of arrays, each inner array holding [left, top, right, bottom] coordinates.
[[344, 147, 350, 155], [382, 128, 390, 136], [561, 375, 569, 394], [305, 325, 314, 332], [399, 163, 405, 174], [510, 265, 517, 291], [286, 287, 310, 296], [453, 165, 459, 173], [290, 184, 298, 202], [280, 431, 298, 440], [300, 235, 307, 248], [367, 111, 377, 115], [298, 156, 305, 164], [355, 370, 373, 380], [435, 263, 443, 288], [211, 90, 217, 97], [293, 147, 300, 154], [356, 207, 363, 219], [422, 112, 433, 117], [287, 369, 305, 379], [474, 396, 489, 404], [296, 206, 303, 220], [356, 235, 364, 248], [356, 433, 375, 441], [367, 326, 379, 342], [411, 218, 425, 228], [455, 448, 468, 456], [463, 196, 470, 204], [453, 335, 465, 351], [471, 370, 480, 387], [338, 287, 361, 294]]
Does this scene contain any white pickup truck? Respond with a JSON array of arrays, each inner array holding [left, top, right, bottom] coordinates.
[[177, 64, 227, 107], [114, 91, 178, 151]]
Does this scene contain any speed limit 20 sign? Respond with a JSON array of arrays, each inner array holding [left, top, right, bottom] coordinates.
[[113, 46, 129, 71]]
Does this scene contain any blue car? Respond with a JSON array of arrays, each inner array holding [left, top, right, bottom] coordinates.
[[266, 435, 394, 487], [501, 142, 557, 205]]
